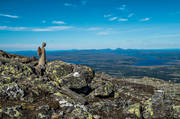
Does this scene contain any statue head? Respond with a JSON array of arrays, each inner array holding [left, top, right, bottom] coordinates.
[[42, 42, 46, 48]]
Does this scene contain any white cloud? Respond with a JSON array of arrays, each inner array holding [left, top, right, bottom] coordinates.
[[118, 8, 125, 10], [0, 13, 19, 19], [52, 21, 66, 24], [0, 26, 73, 32], [32, 26, 72, 32], [152, 34, 180, 38], [87, 27, 101, 31], [122, 4, 126, 7], [64, 3, 73, 7], [81, 0, 87, 5], [140, 18, 150, 21], [118, 18, 128, 21], [0, 26, 27, 31], [117, 4, 126, 11], [128, 13, 134, 18], [109, 17, 118, 21], [104, 14, 111, 18], [64, 1, 86, 7], [97, 31, 110, 35], [42, 20, 46, 24]]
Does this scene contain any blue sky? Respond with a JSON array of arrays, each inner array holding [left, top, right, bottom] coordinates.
[[0, 0, 180, 50]]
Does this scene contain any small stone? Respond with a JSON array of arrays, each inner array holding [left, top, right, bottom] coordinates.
[[93, 115, 101, 119], [73, 72, 80, 77]]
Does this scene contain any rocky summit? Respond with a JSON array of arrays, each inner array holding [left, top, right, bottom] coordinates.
[[0, 50, 180, 119]]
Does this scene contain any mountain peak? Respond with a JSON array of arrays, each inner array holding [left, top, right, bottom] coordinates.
[[0, 50, 179, 118]]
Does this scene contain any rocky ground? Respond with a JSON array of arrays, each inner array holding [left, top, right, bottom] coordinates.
[[0, 50, 180, 119]]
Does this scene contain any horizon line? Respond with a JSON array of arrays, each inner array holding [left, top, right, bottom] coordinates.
[[5, 48, 180, 52]]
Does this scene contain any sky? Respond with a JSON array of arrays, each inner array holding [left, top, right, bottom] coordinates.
[[0, 0, 180, 50]]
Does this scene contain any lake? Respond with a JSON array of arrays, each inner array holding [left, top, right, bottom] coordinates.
[[133, 56, 175, 66]]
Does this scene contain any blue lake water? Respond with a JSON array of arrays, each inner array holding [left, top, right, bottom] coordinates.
[[9, 51, 176, 66], [133, 56, 174, 66], [65, 61, 88, 64]]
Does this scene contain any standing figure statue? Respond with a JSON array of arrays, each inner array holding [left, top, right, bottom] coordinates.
[[37, 42, 46, 66]]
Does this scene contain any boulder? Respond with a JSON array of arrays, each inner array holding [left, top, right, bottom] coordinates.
[[124, 103, 141, 118], [0, 83, 24, 100]]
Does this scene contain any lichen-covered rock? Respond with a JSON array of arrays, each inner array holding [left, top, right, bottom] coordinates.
[[37, 81, 60, 94], [46, 60, 74, 80], [89, 100, 117, 113], [173, 105, 180, 119], [142, 90, 173, 119], [89, 72, 113, 89], [46, 61, 94, 90], [143, 98, 153, 118], [61, 74, 88, 89], [60, 65, 94, 90], [88, 81, 114, 98], [36, 105, 50, 111], [71, 107, 93, 119], [37, 112, 50, 119], [0, 59, 34, 79], [0, 82, 24, 100], [54, 91, 93, 119], [0, 50, 179, 119], [121, 77, 180, 101], [1, 105, 22, 118], [124, 103, 141, 118], [54, 91, 87, 112]]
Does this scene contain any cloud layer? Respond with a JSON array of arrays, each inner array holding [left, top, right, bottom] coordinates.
[[140, 18, 150, 21], [117, 4, 126, 11], [52, 21, 66, 24], [0, 26, 73, 32], [109, 17, 118, 21], [0, 14, 19, 19], [118, 18, 128, 22]]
